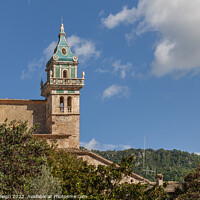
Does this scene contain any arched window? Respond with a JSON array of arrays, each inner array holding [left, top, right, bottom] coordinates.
[[63, 70, 68, 78], [60, 96, 64, 113], [67, 96, 72, 113]]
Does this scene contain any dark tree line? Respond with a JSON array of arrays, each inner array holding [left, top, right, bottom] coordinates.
[[92, 148, 200, 182]]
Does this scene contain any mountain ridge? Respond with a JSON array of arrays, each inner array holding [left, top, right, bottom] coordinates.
[[91, 148, 200, 182]]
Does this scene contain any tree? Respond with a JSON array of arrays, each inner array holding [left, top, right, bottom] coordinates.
[[48, 150, 169, 199], [0, 120, 170, 199], [24, 157, 62, 197], [176, 163, 200, 199], [0, 120, 52, 194]]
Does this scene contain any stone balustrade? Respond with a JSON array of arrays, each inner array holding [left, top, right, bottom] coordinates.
[[42, 78, 84, 90]]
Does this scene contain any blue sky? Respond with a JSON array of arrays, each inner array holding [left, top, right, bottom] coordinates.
[[1, 0, 200, 153]]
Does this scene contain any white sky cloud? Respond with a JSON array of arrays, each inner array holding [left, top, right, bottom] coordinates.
[[21, 70, 31, 80], [98, 10, 105, 17], [102, 0, 200, 78], [43, 41, 57, 61], [80, 138, 100, 150], [21, 42, 55, 80], [125, 29, 135, 45], [101, 6, 138, 29], [102, 84, 130, 99], [80, 138, 132, 151], [112, 60, 132, 78], [96, 59, 132, 79], [21, 57, 45, 80], [67, 35, 101, 63], [21, 35, 100, 79]]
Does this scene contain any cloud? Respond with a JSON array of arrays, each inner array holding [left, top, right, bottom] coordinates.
[[21, 35, 100, 80], [80, 138, 100, 150], [101, 6, 138, 29], [112, 60, 132, 78], [21, 70, 31, 80], [21, 58, 45, 80], [125, 29, 135, 45], [43, 41, 57, 60], [95, 68, 110, 73], [21, 41, 56, 80], [98, 10, 105, 17], [80, 138, 132, 151], [131, 71, 146, 80], [42, 36, 101, 64], [195, 152, 200, 156], [96, 59, 132, 79], [67, 35, 101, 63], [102, 1, 200, 78], [102, 84, 130, 99]]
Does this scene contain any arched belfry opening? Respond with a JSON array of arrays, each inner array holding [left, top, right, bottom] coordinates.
[[63, 70, 68, 78], [67, 96, 72, 113], [60, 96, 64, 113]]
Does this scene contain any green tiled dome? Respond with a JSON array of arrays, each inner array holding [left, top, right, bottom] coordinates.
[[47, 24, 78, 67]]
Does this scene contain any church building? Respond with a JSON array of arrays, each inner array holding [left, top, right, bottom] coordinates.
[[0, 23, 85, 149], [0, 24, 152, 184]]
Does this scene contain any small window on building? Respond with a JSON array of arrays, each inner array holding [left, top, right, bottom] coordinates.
[[61, 48, 67, 55], [60, 97, 64, 113], [63, 70, 68, 78], [67, 96, 72, 113]]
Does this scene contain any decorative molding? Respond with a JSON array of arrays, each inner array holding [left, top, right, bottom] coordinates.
[[33, 134, 71, 139]]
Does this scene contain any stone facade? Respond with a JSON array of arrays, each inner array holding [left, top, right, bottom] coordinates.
[[0, 99, 47, 134]]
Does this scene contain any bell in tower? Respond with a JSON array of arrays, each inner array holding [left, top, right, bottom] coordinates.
[[40, 23, 85, 149]]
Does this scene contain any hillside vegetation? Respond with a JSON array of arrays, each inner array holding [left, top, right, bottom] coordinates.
[[92, 148, 200, 182], [0, 121, 170, 199]]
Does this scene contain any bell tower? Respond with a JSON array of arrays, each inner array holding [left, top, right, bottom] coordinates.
[[40, 23, 85, 149]]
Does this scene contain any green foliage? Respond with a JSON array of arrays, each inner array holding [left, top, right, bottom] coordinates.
[[92, 148, 200, 182], [0, 120, 171, 198], [0, 120, 52, 194], [175, 163, 200, 199], [110, 183, 169, 200], [48, 151, 169, 199], [24, 157, 62, 197]]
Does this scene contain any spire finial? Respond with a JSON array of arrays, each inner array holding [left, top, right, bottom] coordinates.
[[60, 20, 65, 33], [82, 69, 85, 79], [58, 17, 66, 37]]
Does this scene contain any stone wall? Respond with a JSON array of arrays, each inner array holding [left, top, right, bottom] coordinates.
[[45, 94, 80, 148], [34, 134, 71, 148], [0, 99, 47, 134], [51, 115, 79, 148]]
